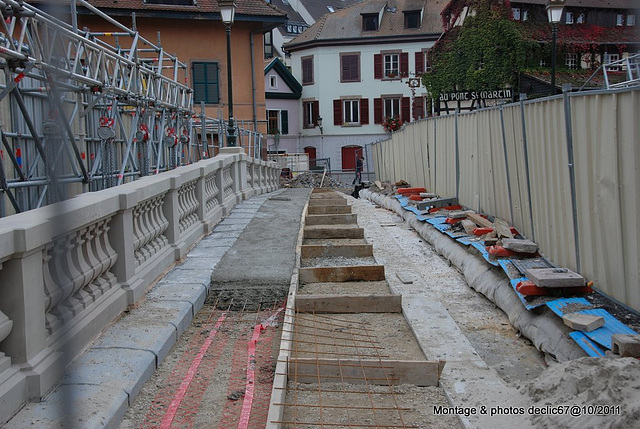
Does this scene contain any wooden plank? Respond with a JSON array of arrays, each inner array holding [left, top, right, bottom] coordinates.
[[299, 265, 385, 283], [301, 244, 373, 258], [307, 206, 352, 215], [295, 294, 402, 313], [466, 213, 493, 229], [308, 198, 347, 206], [461, 219, 477, 235], [416, 197, 458, 210], [525, 268, 585, 288], [303, 227, 364, 239], [287, 358, 442, 387], [305, 214, 357, 225], [493, 218, 514, 239]]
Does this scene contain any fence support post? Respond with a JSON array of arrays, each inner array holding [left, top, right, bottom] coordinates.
[[519, 94, 536, 242], [499, 105, 515, 224], [563, 84, 580, 272]]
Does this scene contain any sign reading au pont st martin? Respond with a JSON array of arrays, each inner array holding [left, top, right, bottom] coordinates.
[[439, 89, 513, 102]]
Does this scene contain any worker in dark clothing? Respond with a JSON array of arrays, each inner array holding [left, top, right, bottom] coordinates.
[[352, 156, 364, 185]]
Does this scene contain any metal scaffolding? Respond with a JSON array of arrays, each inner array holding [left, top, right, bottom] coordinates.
[[0, 0, 263, 217]]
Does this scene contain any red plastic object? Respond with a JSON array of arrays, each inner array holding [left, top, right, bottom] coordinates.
[[445, 217, 462, 225], [397, 187, 426, 195], [516, 280, 549, 296], [488, 246, 517, 258], [428, 204, 462, 213], [473, 227, 494, 236], [409, 195, 423, 201]]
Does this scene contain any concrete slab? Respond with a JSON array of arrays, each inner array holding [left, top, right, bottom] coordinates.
[[186, 245, 229, 259], [91, 322, 177, 365], [213, 224, 246, 232], [162, 267, 211, 286], [178, 256, 220, 271], [198, 237, 237, 247], [62, 348, 155, 402], [3, 384, 128, 429], [562, 312, 604, 332], [208, 230, 243, 239], [147, 282, 207, 315], [525, 268, 585, 288]]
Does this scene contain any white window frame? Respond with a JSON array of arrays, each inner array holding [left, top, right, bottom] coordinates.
[[522, 10, 529, 21], [576, 13, 585, 24], [383, 97, 401, 118], [566, 11, 574, 24], [512, 8, 520, 21], [617, 14, 624, 26], [628, 15, 636, 27], [605, 53, 620, 71], [267, 109, 281, 135], [303, 101, 315, 128], [383, 53, 399, 78], [565, 53, 578, 69], [269, 75, 277, 89], [343, 99, 360, 125]]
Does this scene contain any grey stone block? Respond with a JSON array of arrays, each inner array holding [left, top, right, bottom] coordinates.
[[502, 238, 538, 253], [147, 282, 207, 315], [3, 384, 128, 429], [525, 268, 585, 288], [612, 334, 640, 357], [63, 348, 156, 403], [92, 322, 177, 365], [562, 312, 604, 332]]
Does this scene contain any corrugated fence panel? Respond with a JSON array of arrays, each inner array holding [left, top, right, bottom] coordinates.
[[502, 103, 534, 240], [434, 115, 458, 198], [571, 90, 640, 310], [524, 97, 577, 270], [457, 112, 480, 211], [371, 88, 640, 311]]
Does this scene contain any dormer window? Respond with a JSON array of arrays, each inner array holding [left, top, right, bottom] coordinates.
[[404, 11, 421, 29], [362, 14, 379, 31]]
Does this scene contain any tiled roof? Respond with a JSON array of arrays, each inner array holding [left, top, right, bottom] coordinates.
[[511, 0, 639, 9], [298, 0, 363, 21], [41, 0, 287, 17], [270, 0, 305, 22], [285, 0, 447, 51]]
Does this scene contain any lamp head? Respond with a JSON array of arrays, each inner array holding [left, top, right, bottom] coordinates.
[[546, 0, 565, 24], [219, 0, 237, 26]]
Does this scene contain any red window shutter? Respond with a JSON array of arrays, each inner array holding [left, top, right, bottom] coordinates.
[[313, 100, 319, 126], [333, 99, 342, 126], [400, 52, 409, 77], [374, 98, 383, 124], [415, 52, 424, 74], [401, 97, 411, 122], [413, 97, 424, 120], [374, 54, 382, 79], [360, 98, 369, 125]]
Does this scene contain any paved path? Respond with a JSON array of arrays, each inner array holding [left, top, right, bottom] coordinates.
[[3, 188, 310, 429]]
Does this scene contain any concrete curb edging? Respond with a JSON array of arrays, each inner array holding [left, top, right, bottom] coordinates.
[[361, 189, 585, 363], [265, 197, 309, 429]]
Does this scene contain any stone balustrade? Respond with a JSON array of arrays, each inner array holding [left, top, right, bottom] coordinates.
[[0, 149, 279, 423]]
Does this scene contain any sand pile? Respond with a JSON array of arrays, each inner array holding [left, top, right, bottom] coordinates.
[[520, 356, 640, 428]]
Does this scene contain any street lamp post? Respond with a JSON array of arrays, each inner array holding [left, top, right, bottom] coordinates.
[[220, 0, 237, 146], [546, 0, 565, 95], [316, 116, 324, 166]]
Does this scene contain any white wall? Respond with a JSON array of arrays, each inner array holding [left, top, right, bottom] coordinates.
[[291, 40, 435, 170]]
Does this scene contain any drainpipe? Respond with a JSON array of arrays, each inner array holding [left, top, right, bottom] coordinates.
[[250, 30, 259, 139]]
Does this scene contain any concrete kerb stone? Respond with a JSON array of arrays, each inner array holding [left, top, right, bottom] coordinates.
[[360, 189, 585, 364], [2, 383, 129, 429]]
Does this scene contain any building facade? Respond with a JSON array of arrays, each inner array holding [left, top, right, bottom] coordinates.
[[264, 57, 302, 154], [284, 0, 446, 172]]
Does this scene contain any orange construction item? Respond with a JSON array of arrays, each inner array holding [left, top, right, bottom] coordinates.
[[428, 204, 463, 213], [473, 227, 520, 237], [488, 246, 517, 258], [409, 195, 423, 201], [445, 217, 462, 225], [516, 280, 594, 296], [397, 187, 426, 195]]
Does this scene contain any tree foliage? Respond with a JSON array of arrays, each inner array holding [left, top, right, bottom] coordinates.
[[423, 0, 531, 98]]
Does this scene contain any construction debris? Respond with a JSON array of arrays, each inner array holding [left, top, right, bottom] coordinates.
[[280, 172, 351, 189]]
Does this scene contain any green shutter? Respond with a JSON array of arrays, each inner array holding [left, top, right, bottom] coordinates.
[[281, 110, 289, 135]]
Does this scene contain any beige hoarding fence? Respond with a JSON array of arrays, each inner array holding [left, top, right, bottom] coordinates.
[[371, 87, 640, 312]]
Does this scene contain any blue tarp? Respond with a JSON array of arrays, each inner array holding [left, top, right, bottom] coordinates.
[[470, 242, 499, 266], [569, 331, 607, 357], [577, 308, 637, 350], [546, 297, 594, 317]]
